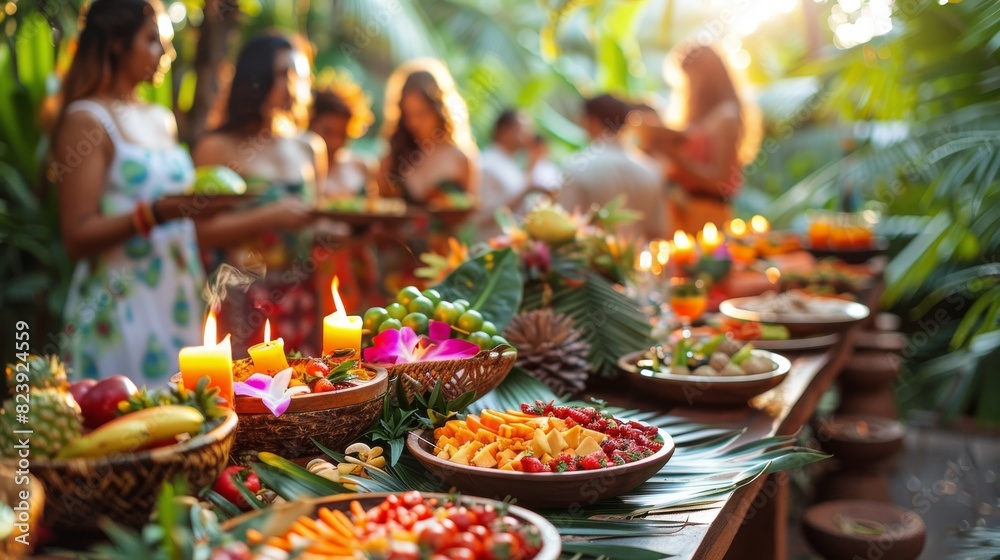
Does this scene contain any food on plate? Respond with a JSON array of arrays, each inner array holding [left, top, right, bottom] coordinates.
[[233, 358, 376, 394], [735, 289, 854, 317], [718, 318, 790, 341], [77, 374, 138, 429], [644, 336, 776, 377], [190, 166, 247, 196], [258, 491, 544, 559], [57, 405, 205, 459], [781, 258, 870, 297], [322, 196, 407, 215], [432, 403, 663, 472]]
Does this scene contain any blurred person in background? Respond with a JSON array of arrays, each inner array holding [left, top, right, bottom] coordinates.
[[640, 44, 762, 232], [474, 109, 560, 241], [55, 0, 207, 384], [558, 94, 666, 242], [193, 34, 325, 356]]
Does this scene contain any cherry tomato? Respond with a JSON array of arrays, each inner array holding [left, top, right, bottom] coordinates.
[[447, 532, 483, 556], [418, 524, 450, 553], [442, 546, 476, 560], [401, 490, 423, 508], [439, 518, 458, 534], [388, 540, 420, 560], [483, 532, 521, 560], [446, 506, 475, 532], [386, 494, 400, 507], [477, 504, 498, 525], [304, 360, 330, 376], [467, 524, 491, 542]]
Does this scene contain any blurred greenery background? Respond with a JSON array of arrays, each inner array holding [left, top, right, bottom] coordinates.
[[1, 0, 998, 426]]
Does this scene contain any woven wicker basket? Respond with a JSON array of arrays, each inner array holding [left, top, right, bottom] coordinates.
[[0, 409, 237, 536], [387, 346, 517, 403], [229, 360, 388, 460]]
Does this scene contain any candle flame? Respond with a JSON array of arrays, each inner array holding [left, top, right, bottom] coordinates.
[[751, 215, 770, 234], [657, 246, 670, 266], [638, 250, 653, 271], [729, 218, 747, 237], [204, 311, 217, 346], [765, 267, 782, 284], [331, 276, 346, 316], [673, 230, 692, 249], [264, 319, 271, 343], [702, 222, 719, 241]]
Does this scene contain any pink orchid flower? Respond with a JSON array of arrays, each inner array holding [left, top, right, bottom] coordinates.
[[363, 321, 480, 365], [233, 367, 309, 417]]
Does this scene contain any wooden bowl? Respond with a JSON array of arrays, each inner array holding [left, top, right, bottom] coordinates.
[[720, 296, 870, 337], [406, 428, 675, 509], [231, 368, 388, 460], [0, 409, 237, 535], [803, 500, 925, 560], [804, 237, 889, 265], [813, 415, 905, 466], [223, 492, 561, 559], [619, 349, 792, 407], [387, 346, 517, 403]]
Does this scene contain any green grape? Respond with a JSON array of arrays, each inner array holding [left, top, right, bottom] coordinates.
[[407, 296, 435, 316], [401, 312, 429, 334], [490, 335, 509, 348], [456, 310, 484, 333], [378, 318, 402, 333], [396, 286, 422, 307], [363, 307, 390, 332], [386, 303, 408, 321], [433, 301, 460, 325], [480, 321, 498, 337], [467, 331, 492, 350], [421, 288, 442, 306]]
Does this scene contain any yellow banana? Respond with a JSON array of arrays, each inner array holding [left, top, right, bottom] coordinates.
[[57, 405, 204, 459]]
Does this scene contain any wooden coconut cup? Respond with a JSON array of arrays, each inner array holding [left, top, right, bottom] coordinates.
[[0, 408, 237, 536], [387, 346, 517, 403], [230, 368, 388, 460]]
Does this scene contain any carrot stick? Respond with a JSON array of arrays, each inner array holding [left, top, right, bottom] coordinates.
[[265, 536, 291, 551], [318, 507, 355, 541], [350, 500, 367, 525]]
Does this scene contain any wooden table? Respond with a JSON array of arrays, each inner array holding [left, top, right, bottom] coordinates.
[[582, 285, 881, 559]]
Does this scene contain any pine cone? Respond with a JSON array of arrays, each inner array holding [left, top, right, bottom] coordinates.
[[503, 309, 591, 397]]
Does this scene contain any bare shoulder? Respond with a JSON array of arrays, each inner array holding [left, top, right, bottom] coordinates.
[[193, 132, 237, 166]]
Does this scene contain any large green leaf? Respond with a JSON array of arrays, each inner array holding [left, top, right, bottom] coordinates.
[[434, 248, 524, 331]]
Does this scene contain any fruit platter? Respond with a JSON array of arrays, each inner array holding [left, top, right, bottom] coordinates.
[[676, 319, 839, 352], [313, 195, 413, 227], [362, 286, 517, 402], [161, 165, 255, 218], [619, 337, 793, 406], [0, 356, 236, 534], [407, 402, 675, 508], [223, 491, 561, 559], [720, 290, 871, 337]]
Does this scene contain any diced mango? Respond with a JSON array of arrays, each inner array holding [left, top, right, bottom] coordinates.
[[481, 411, 506, 431], [532, 428, 551, 455], [455, 428, 478, 444], [563, 426, 583, 448], [499, 461, 516, 471], [475, 429, 497, 444], [574, 436, 602, 457], [549, 417, 567, 431], [450, 445, 473, 465], [472, 443, 499, 468], [466, 414, 487, 434], [437, 448, 451, 459], [582, 428, 607, 444], [546, 429, 568, 454]]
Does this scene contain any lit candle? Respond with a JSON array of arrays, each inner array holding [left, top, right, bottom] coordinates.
[[322, 276, 362, 358], [638, 250, 653, 272], [750, 215, 770, 235], [727, 218, 747, 239], [765, 266, 782, 285], [671, 230, 697, 266], [178, 312, 234, 406], [697, 222, 723, 254], [247, 319, 289, 375]]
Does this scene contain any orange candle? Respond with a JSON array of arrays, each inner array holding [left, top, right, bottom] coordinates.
[[247, 319, 289, 375], [178, 312, 234, 406], [809, 217, 831, 247], [671, 230, 697, 266], [727, 218, 747, 239], [322, 276, 362, 357], [697, 222, 723, 254]]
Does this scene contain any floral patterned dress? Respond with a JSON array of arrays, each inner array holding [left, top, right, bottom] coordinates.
[[62, 100, 204, 387]]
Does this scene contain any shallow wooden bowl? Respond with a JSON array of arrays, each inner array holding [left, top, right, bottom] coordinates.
[[231, 368, 388, 460], [720, 296, 870, 338], [619, 349, 792, 407], [0, 409, 237, 535], [223, 492, 561, 559], [803, 500, 925, 560], [406, 428, 675, 509]]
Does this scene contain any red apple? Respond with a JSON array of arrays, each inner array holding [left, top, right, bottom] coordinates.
[[78, 375, 138, 429], [68, 379, 98, 406]]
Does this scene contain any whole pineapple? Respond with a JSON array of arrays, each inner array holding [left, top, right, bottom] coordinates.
[[3, 355, 70, 398], [0, 388, 83, 459]]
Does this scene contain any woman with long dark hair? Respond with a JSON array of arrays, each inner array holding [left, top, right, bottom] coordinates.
[[193, 34, 325, 356], [640, 44, 762, 232], [54, 0, 202, 384]]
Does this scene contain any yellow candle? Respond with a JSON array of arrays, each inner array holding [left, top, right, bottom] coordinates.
[[727, 218, 747, 239], [248, 319, 289, 375], [671, 230, 697, 266], [322, 276, 362, 358], [178, 312, 234, 406], [750, 215, 770, 235], [697, 222, 723, 254]]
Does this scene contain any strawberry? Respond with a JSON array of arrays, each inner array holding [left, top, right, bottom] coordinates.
[[563, 407, 591, 425], [213, 466, 260, 510], [579, 452, 607, 470], [312, 378, 335, 393], [520, 457, 545, 473], [305, 360, 330, 377]]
